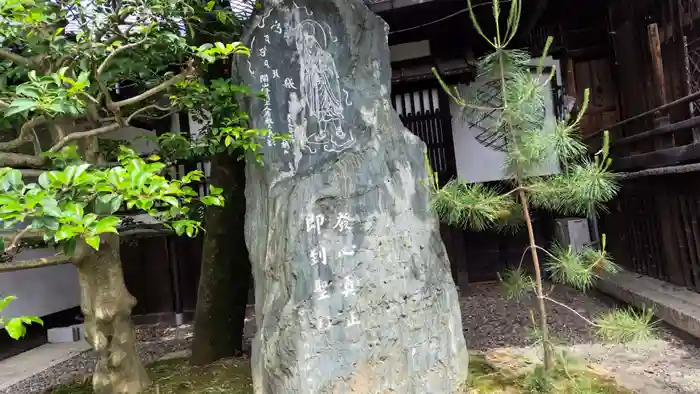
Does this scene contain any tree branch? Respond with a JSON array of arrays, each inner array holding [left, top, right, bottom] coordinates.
[[113, 62, 195, 109], [97, 39, 148, 77], [95, 39, 148, 111], [126, 104, 174, 123], [0, 48, 33, 67], [3, 228, 44, 254], [0, 116, 46, 153], [0, 152, 46, 168], [49, 123, 121, 153], [29, 128, 41, 155], [0, 255, 72, 272], [0, 133, 31, 152]]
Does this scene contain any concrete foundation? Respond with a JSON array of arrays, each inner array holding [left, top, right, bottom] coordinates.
[[597, 269, 700, 339]]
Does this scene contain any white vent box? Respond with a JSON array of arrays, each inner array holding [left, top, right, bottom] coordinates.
[[554, 218, 592, 253]]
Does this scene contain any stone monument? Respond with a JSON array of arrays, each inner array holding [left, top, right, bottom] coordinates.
[[240, 1, 469, 392]]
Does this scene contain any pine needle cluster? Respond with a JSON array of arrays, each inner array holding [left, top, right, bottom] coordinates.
[[430, 0, 655, 377]]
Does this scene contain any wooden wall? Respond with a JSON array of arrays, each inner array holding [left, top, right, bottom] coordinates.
[[566, 58, 620, 138], [601, 172, 700, 291], [121, 234, 204, 322]]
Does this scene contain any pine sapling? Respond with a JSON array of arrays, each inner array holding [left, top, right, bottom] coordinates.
[[429, 0, 655, 376]]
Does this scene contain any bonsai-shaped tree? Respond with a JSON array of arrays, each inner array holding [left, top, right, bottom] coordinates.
[[0, 0, 265, 391], [431, 0, 654, 380]]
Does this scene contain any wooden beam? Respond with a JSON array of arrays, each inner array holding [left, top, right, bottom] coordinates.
[[614, 141, 700, 170], [613, 115, 700, 147], [585, 89, 700, 141]]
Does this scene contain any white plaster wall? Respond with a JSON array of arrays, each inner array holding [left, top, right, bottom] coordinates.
[[0, 255, 80, 320], [101, 125, 159, 155], [389, 40, 563, 184], [450, 62, 562, 183]]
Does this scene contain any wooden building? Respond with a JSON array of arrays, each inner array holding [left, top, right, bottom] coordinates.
[[373, 0, 700, 298]]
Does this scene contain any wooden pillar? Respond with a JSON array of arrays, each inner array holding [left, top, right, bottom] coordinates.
[[647, 23, 674, 149]]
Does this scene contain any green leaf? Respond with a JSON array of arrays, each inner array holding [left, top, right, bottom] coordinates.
[[209, 185, 223, 195], [65, 202, 84, 219], [54, 228, 74, 241], [32, 216, 60, 231], [15, 84, 41, 98], [5, 169, 22, 188], [72, 163, 90, 181], [95, 194, 123, 215], [77, 71, 90, 85], [63, 166, 77, 183], [201, 196, 215, 205], [38, 172, 51, 189], [20, 316, 43, 326], [107, 170, 121, 186], [62, 238, 77, 256], [85, 235, 101, 250], [0, 296, 17, 312], [40, 199, 62, 217], [162, 196, 179, 207], [95, 217, 120, 234], [172, 222, 185, 236], [5, 318, 27, 340], [5, 98, 37, 117]]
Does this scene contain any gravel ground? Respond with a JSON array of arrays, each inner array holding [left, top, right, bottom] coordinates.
[[0, 333, 192, 394], [464, 281, 700, 394], [461, 281, 614, 350], [6, 284, 700, 393]]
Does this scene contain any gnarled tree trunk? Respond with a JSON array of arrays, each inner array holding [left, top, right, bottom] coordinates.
[[191, 152, 252, 365], [74, 234, 150, 394]]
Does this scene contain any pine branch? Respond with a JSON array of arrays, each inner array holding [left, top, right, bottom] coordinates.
[[0, 255, 72, 272], [431, 180, 516, 231], [526, 162, 619, 216], [594, 307, 657, 342]]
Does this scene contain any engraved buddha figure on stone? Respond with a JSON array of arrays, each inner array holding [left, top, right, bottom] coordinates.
[[294, 19, 354, 152]]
